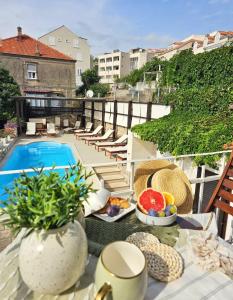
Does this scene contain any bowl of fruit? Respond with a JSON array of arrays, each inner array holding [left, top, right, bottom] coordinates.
[[135, 188, 177, 226]]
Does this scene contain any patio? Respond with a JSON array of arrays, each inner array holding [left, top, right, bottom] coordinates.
[[0, 119, 233, 299]]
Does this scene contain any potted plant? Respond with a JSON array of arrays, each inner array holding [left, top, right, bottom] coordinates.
[[1, 162, 94, 295]]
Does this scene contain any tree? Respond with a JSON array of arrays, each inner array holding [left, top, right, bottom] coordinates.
[[89, 83, 109, 97], [0, 67, 20, 121], [77, 66, 100, 96]]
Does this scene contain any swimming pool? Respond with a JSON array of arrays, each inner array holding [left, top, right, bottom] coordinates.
[[0, 142, 76, 204]]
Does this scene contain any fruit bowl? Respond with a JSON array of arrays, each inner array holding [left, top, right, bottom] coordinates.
[[136, 206, 177, 226]]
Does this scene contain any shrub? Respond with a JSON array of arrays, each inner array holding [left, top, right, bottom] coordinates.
[[0, 67, 20, 120], [1, 162, 95, 234], [89, 83, 109, 97]]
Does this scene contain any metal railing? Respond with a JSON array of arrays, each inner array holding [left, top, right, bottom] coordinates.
[[0, 149, 231, 237]]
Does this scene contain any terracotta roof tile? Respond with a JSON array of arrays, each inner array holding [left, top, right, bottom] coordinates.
[[0, 34, 75, 61], [219, 31, 233, 36]]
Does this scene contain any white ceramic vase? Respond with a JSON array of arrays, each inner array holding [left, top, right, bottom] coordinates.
[[19, 220, 88, 295]]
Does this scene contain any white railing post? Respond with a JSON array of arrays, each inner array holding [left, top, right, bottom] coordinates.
[[129, 162, 135, 192], [198, 165, 206, 213]]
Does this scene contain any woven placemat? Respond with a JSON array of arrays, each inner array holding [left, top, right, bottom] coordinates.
[[126, 232, 184, 282], [126, 232, 160, 249], [143, 243, 184, 282], [85, 212, 180, 257]]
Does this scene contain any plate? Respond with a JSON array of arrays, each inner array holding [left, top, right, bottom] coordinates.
[[93, 203, 136, 222]]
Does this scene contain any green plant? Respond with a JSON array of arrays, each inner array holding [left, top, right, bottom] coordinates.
[[89, 82, 109, 97], [1, 162, 95, 234], [0, 67, 21, 120], [76, 66, 100, 96]]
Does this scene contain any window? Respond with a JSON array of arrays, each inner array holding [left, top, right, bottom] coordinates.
[[113, 56, 120, 61], [73, 39, 79, 48], [27, 64, 37, 80], [130, 57, 139, 70], [100, 67, 105, 71], [65, 39, 70, 43], [106, 75, 112, 78], [113, 66, 119, 70], [106, 66, 112, 71], [48, 36, 56, 46], [106, 57, 112, 62], [77, 68, 82, 76], [99, 58, 105, 63]]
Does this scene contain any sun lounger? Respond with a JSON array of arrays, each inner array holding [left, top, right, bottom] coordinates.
[[104, 145, 128, 158], [26, 122, 36, 136], [55, 116, 61, 128], [95, 134, 128, 151], [64, 121, 81, 133], [116, 153, 128, 161], [0, 140, 7, 157], [83, 129, 114, 145], [63, 119, 69, 128], [75, 125, 103, 139], [47, 123, 58, 135], [74, 122, 93, 134]]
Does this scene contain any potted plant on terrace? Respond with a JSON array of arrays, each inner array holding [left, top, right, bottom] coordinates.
[[1, 162, 94, 295]]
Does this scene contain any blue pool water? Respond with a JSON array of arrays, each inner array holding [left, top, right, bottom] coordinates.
[[0, 142, 76, 204]]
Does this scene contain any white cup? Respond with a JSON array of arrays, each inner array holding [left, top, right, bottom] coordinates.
[[94, 241, 147, 300]]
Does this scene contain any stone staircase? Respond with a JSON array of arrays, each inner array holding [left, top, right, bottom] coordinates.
[[93, 164, 130, 192]]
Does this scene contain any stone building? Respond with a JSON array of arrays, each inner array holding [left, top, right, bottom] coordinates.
[[0, 27, 76, 98], [39, 25, 91, 87]]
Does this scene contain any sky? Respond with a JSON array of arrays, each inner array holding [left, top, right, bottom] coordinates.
[[0, 0, 232, 55]]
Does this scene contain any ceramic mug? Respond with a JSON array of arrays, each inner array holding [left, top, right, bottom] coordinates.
[[94, 241, 147, 300]]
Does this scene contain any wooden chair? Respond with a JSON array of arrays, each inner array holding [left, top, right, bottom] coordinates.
[[205, 150, 233, 238]]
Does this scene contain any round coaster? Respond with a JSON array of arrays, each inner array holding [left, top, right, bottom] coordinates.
[[142, 243, 184, 282], [126, 232, 160, 249]]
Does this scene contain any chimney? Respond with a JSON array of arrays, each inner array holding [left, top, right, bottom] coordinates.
[[17, 26, 22, 39], [35, 41, 41, 56]]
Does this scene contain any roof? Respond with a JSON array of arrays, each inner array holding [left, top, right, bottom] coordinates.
[[219, 31, 233, 36], [39, 25, 87, 40], [0, 34, 75, 61]]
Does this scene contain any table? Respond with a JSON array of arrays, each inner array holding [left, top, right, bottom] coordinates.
[[0, 214, 232, 299]]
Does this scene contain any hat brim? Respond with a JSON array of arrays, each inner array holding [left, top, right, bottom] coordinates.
[[134, 160, 193, 214]]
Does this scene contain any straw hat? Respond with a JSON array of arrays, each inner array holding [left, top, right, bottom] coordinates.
[[134, 160, 193, 214]]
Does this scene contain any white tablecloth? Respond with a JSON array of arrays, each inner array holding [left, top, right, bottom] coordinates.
[[0, 213, 232, 300]]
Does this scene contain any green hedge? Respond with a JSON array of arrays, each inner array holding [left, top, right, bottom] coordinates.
[[162, 85, 233, 115], [162, 47, 233, 87], [132, 111, 233, 166]]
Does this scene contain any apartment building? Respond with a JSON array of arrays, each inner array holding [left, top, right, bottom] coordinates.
[[98, 50, 130, 84], [129, 48, 156, 71], [0, 27, 76, 98], [158, 35, 205, 60], [39, 25, 90, 86], [193, 31, 233, 54], [158, 31, 233, 60]]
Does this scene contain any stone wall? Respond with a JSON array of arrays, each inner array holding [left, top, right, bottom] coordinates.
[[0, 54, 76, 97]]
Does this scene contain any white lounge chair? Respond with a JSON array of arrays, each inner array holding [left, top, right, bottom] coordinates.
[[95, 134, 128, 151], [64, 121, 81, 133], [26, 122, 36, 136], [74, 122, 93, 134], [83, 129, 114, 145], [0, 140, 7, 157], [63, 119, 69, 128], [104, 145, 128, 158], [47, 123, 58, 135], [55, 116, 61, 128], [75, 125, 103, 139]]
